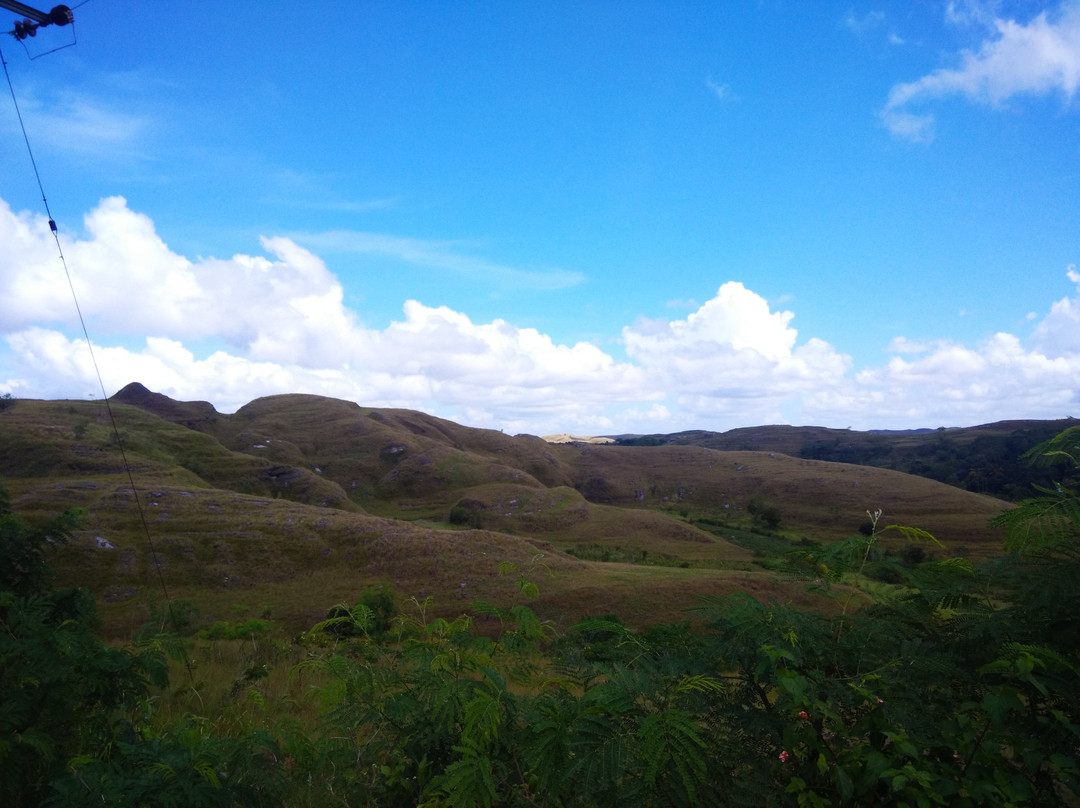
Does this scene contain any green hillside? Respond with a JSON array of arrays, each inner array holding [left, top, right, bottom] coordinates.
[[0, 384, 1015, 637], [617, 418, 1077, 500]]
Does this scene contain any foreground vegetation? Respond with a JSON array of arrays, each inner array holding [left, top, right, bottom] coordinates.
[[3, 426, 1079, 806]]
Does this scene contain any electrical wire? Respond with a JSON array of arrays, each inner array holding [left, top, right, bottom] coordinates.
[[1, 40, 194, 678]]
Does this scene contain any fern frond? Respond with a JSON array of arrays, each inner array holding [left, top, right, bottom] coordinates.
[[525, 693, 577, 796], [147, 761, 177, 781], [462, 692, 502, 751], [432, 745, 497, 808], [468, 600, 505, 620], [572, 616, 647, 649], [879, 524, 943, 547], [566, 711, 631, 802], [991, 487, 1080, 554], [1022, 425, 1080, 470], [193, 760, 221, 789], [674, 673, 725, 695], [639, 708, 707, 803], [984, 641, 1080, 679]]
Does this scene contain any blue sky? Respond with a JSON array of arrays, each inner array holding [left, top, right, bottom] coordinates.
[[1, 0, 1078, 435]]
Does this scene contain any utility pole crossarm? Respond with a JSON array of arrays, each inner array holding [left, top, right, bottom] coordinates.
[[1, 1, 51, 24], [1, 2, 72, 35]]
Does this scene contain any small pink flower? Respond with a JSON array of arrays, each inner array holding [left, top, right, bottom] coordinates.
[[778, 750, 789, 763], [876, 697, 884, 704], [798, 710, 809, 720]]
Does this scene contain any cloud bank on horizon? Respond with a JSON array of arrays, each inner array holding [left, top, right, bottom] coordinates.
[[2, 195, 1077, 436]]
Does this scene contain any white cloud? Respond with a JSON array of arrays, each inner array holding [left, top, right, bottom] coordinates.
[[617, 285, 854, 425], [880, 109, 936, 143], [843, 10, 886, 37], [0, 197, 638, 431], [38, 97, 150, 154], [706, 78, 730, 101], [945, 1, 1003, 28], [821, 330, 1080, 425], [626, 282, 796, 362], [295, 230, 585, 291], [664, 298, 700, 310], [887, 336, 932, 354], [621, 283, 850, 397], [1031, 265, 1080, 356], [842, 9, 905, 46], [883, 1, 1080, 140], [0, 86, 152, 161], [262, 169, 400, 213], [0, 197, 359, 365], [2, 196, 1079, 433]]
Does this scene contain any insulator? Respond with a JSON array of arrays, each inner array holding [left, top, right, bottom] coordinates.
[[48, 5, 73, 27]]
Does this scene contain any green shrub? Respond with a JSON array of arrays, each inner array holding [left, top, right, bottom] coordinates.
[[448, 501, 484, 529]]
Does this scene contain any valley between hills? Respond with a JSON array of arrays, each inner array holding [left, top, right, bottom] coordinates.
[[2, 382, 1067, 639]]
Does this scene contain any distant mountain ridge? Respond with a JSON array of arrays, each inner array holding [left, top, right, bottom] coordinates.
[[611, 418, 1076, 500]]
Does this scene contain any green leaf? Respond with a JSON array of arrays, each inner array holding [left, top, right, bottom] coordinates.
[[517, 579, 540, 600], [835, 765, 854, 803], [463, 692, 501, 750], [435, 745, 497, 808], [879, 524, 943, 547]]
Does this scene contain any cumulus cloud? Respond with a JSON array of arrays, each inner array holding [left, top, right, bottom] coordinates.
[[826, 331, 1080, 425], [886, 336, 933, 355], [627, 282, 794, 362], [622, 283, 851, 399], [2, 196, 1079, 434], [0, 197, 358, 365], [882, 1, 1080, 140], [1031, 265, 1080, 356], [0, 197, 639, 431]]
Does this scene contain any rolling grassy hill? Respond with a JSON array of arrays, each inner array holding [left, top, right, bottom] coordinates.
[[0, 384, 1022, 638], [616, 418, 1077, 500]]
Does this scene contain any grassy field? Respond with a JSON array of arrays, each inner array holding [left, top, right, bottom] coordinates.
[[0, 388, 1015, 641]]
